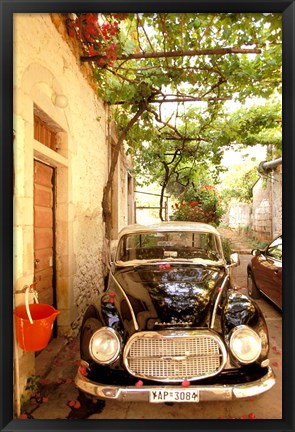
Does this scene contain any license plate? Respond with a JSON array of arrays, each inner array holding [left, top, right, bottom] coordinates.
[[149, 389, 199, 403]]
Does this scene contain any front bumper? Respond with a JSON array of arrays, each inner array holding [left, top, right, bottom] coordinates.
[[75, 366, 275, 402]]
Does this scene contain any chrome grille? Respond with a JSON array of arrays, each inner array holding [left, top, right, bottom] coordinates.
[[124, 331, 226, 382]]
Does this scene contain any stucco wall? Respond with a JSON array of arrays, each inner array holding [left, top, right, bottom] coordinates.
[[227, 201, 252, 229], [13, 13, 130, 405]]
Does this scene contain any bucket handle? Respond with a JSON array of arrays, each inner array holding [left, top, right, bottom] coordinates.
[[25, 285, 39, 325]]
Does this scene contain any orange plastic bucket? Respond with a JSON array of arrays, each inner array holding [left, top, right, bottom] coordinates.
[[15, 304, 60, 352]]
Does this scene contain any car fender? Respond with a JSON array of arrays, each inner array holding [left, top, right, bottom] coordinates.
[[221, 290, 269, 360]]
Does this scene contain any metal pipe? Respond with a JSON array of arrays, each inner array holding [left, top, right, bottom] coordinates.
[[258, 157, 282, 175]]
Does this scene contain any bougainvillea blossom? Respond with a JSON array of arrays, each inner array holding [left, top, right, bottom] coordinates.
[[66, 13, 122, 66]]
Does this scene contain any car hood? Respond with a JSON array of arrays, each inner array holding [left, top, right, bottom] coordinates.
[[111, 264, 225, 329]]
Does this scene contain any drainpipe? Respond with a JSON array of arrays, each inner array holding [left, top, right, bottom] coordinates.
[[257, 157, 282, 239], [257, 157, 282, 175]]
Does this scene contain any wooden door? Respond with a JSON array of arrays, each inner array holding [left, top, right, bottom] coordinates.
[[34, 160, 55, 306]]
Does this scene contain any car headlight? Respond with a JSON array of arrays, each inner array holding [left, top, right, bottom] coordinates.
[[89, 327, 121, 364], [229, 325, 261, 364]]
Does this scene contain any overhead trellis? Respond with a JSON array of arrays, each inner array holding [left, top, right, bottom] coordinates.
[[65, 12, 282, 233]]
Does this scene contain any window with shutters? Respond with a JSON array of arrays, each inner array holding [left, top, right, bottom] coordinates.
[[33, 105, 65, 153], [34, 114, 58, 150]]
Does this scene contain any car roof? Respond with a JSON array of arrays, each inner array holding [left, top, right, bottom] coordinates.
[[118, 221, 221, 239]]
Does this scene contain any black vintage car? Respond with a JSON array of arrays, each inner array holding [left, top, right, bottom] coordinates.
[[75, 222, 275, 403]]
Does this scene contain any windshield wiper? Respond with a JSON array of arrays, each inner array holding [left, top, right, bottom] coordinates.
[[144, 258, 194, 263]]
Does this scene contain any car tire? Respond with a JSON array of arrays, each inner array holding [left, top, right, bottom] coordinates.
[[247, 268, 261, 299]]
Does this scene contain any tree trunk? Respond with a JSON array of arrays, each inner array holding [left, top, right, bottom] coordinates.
[[159, 161, 171, 221], [102, 102, 147, 239]]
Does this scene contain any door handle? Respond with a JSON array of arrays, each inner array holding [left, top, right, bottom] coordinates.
[[34, 259, 40, 268]]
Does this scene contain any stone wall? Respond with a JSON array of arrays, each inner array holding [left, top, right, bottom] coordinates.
[[223, 164, 282, 243], [252, 179, 272, 241], [252, 164, 282, 241], [227, 201, 252, 229], [13, 13, 131, 408], [272, 164, 282, 239]]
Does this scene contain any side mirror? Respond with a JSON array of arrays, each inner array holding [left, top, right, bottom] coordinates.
[[228, 252, 240, 268], [251, 249, 261, 257]]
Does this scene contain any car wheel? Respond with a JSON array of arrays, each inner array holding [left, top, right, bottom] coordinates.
[[247, 269, 261, 299]]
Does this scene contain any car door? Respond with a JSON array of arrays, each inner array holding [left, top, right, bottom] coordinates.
[[252, 236, 282, 309]]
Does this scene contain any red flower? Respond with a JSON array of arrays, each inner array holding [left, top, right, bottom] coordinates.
[[68, 400, 81, 409], [248, 412, 256, 419], [109, 291, 116, 303], [272, 346, 281, 355], [86, 14, 98, 24], [88, 46, 98, 56], [79, 366, 88, 377], [112, 13, 127, 20], [181, 379, 190, 387]]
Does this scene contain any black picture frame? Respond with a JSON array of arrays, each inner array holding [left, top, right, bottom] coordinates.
[[1, 1, 294, 431]]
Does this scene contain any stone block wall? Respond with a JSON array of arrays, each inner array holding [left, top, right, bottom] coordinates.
[[272, 164, 282, 239], [223, 164, 282, 243], [252, 164, 282, 242], [252, 177, 272, 241]]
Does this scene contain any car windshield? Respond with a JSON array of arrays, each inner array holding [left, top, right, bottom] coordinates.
[[116, 231, 223, 263], [267, 236, 282, 261]]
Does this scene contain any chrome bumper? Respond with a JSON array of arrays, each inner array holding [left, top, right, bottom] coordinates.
[[75, 366, 275, 402]]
